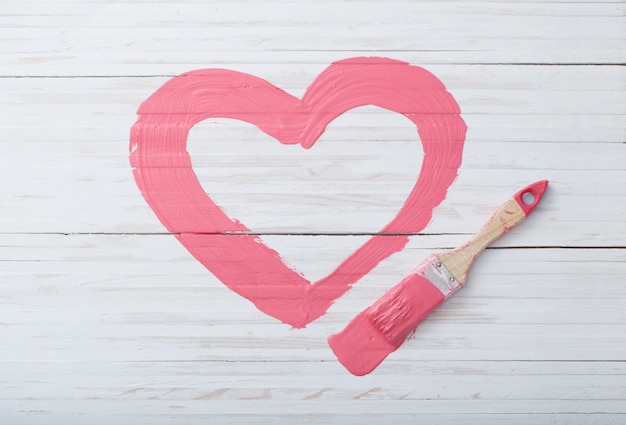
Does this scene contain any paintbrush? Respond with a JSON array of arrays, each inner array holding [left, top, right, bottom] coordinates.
[[328, 180, 549, 376]]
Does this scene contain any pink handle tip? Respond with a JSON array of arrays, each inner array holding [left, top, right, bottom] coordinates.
[[513, 180, 548, 216]]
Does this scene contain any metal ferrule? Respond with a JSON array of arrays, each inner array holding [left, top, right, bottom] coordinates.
[[423, 256, 462, 298]]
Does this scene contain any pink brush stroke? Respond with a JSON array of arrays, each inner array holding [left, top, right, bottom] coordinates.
[[129, 57, 466, 328]]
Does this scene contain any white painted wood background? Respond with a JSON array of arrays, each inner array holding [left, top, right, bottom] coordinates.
[[1, 0, 625, 423]]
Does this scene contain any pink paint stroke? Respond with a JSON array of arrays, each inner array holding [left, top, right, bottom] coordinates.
[[129, 57, 466, 328]]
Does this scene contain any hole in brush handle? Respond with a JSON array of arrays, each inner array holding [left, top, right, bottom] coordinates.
[[521, 190, 535, 205], [513, 180, 548, 216]]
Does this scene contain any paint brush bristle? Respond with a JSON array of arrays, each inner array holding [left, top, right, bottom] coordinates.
[[329, 273, 445, 375]]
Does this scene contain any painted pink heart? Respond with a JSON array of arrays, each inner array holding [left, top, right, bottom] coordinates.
[[129, 57, 466, 328]]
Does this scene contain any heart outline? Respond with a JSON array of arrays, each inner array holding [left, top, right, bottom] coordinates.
[[130, 57, 466, 328]]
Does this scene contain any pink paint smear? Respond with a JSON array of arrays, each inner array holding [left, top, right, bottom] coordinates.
[[129, 57, 466, 328]]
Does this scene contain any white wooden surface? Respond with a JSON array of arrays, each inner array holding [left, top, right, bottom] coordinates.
[[1, 1, 625, 423]]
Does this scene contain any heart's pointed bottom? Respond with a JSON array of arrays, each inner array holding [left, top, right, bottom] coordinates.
[[176, 232, 417, 328]]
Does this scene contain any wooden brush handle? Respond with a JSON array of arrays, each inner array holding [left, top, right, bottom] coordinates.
[[329, 181, 548, 376], [438, 180, 548, 284]]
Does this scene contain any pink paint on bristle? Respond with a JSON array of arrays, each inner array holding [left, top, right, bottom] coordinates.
[[328, 273, 445, 376], [130, 57, 466, 328]]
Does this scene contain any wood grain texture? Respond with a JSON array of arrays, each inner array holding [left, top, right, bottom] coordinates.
[[1, 0, 625, 424], [439, 197, 526, 283]]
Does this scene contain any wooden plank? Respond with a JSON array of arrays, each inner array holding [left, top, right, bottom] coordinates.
[[1, 65, 624, 238], [1, 233, 625, 362], [1, 1, 624, 77]]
